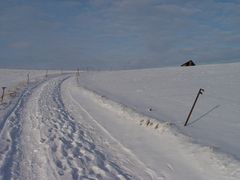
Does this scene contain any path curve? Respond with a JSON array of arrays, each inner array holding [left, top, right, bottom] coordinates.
[[1, 76, 158, 180]]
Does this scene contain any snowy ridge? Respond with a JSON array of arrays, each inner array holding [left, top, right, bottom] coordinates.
[[73, 78, 240, 179]]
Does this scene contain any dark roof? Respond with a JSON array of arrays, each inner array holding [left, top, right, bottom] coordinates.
[[181, 60, 196, 66]]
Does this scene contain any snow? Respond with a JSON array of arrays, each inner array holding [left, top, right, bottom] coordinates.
[[0, 63, 240, 179], [62, 78, 240, 179], [0, 69, 59, 89], [79, 63, 240, 161], [0, 69, 61, 109]]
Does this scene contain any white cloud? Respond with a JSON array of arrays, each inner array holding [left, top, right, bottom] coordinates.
[[0, 0, 240, 69]]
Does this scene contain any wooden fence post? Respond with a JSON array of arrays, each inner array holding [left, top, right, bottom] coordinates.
[[27, 73, 30, 84], [1, 87, 6, 102], [45, 70, 48, 79]]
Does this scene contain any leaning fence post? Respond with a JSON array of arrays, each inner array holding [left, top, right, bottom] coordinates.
[[184, 88, 204, 126], [1, 87, 6, 102]]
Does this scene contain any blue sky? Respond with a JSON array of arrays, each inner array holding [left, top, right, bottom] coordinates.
[[0, 0, 240, 70]]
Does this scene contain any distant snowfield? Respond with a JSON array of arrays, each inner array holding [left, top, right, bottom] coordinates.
[[0, 69, 61, 105], [80, 63, 240, 161], [0, 64, 239, 179], [0, 69, 59, 89]]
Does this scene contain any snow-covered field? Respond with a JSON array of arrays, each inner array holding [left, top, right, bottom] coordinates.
[[0, 69, 60, 108], [0, 69, 60, 90], [80, 63, 240, 161], [0, 64, 240, 180]]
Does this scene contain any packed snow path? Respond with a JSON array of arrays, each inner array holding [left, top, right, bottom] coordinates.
[[0, 76, 157, 180], [0, 75, 239, 180]]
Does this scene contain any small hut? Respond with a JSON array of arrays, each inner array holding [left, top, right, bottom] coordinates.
[[181, 60, 196, 67]]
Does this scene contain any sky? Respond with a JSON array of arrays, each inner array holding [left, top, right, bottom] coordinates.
[[0, 0, 240, 70]]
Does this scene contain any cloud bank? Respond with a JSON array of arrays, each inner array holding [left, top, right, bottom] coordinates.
[[0, 0, 240, 70]]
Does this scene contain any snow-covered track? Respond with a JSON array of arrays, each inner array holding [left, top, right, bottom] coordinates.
[[0, 79, 47, 180], [33, 76, 133, 179], [0, 75, 144, 180]]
